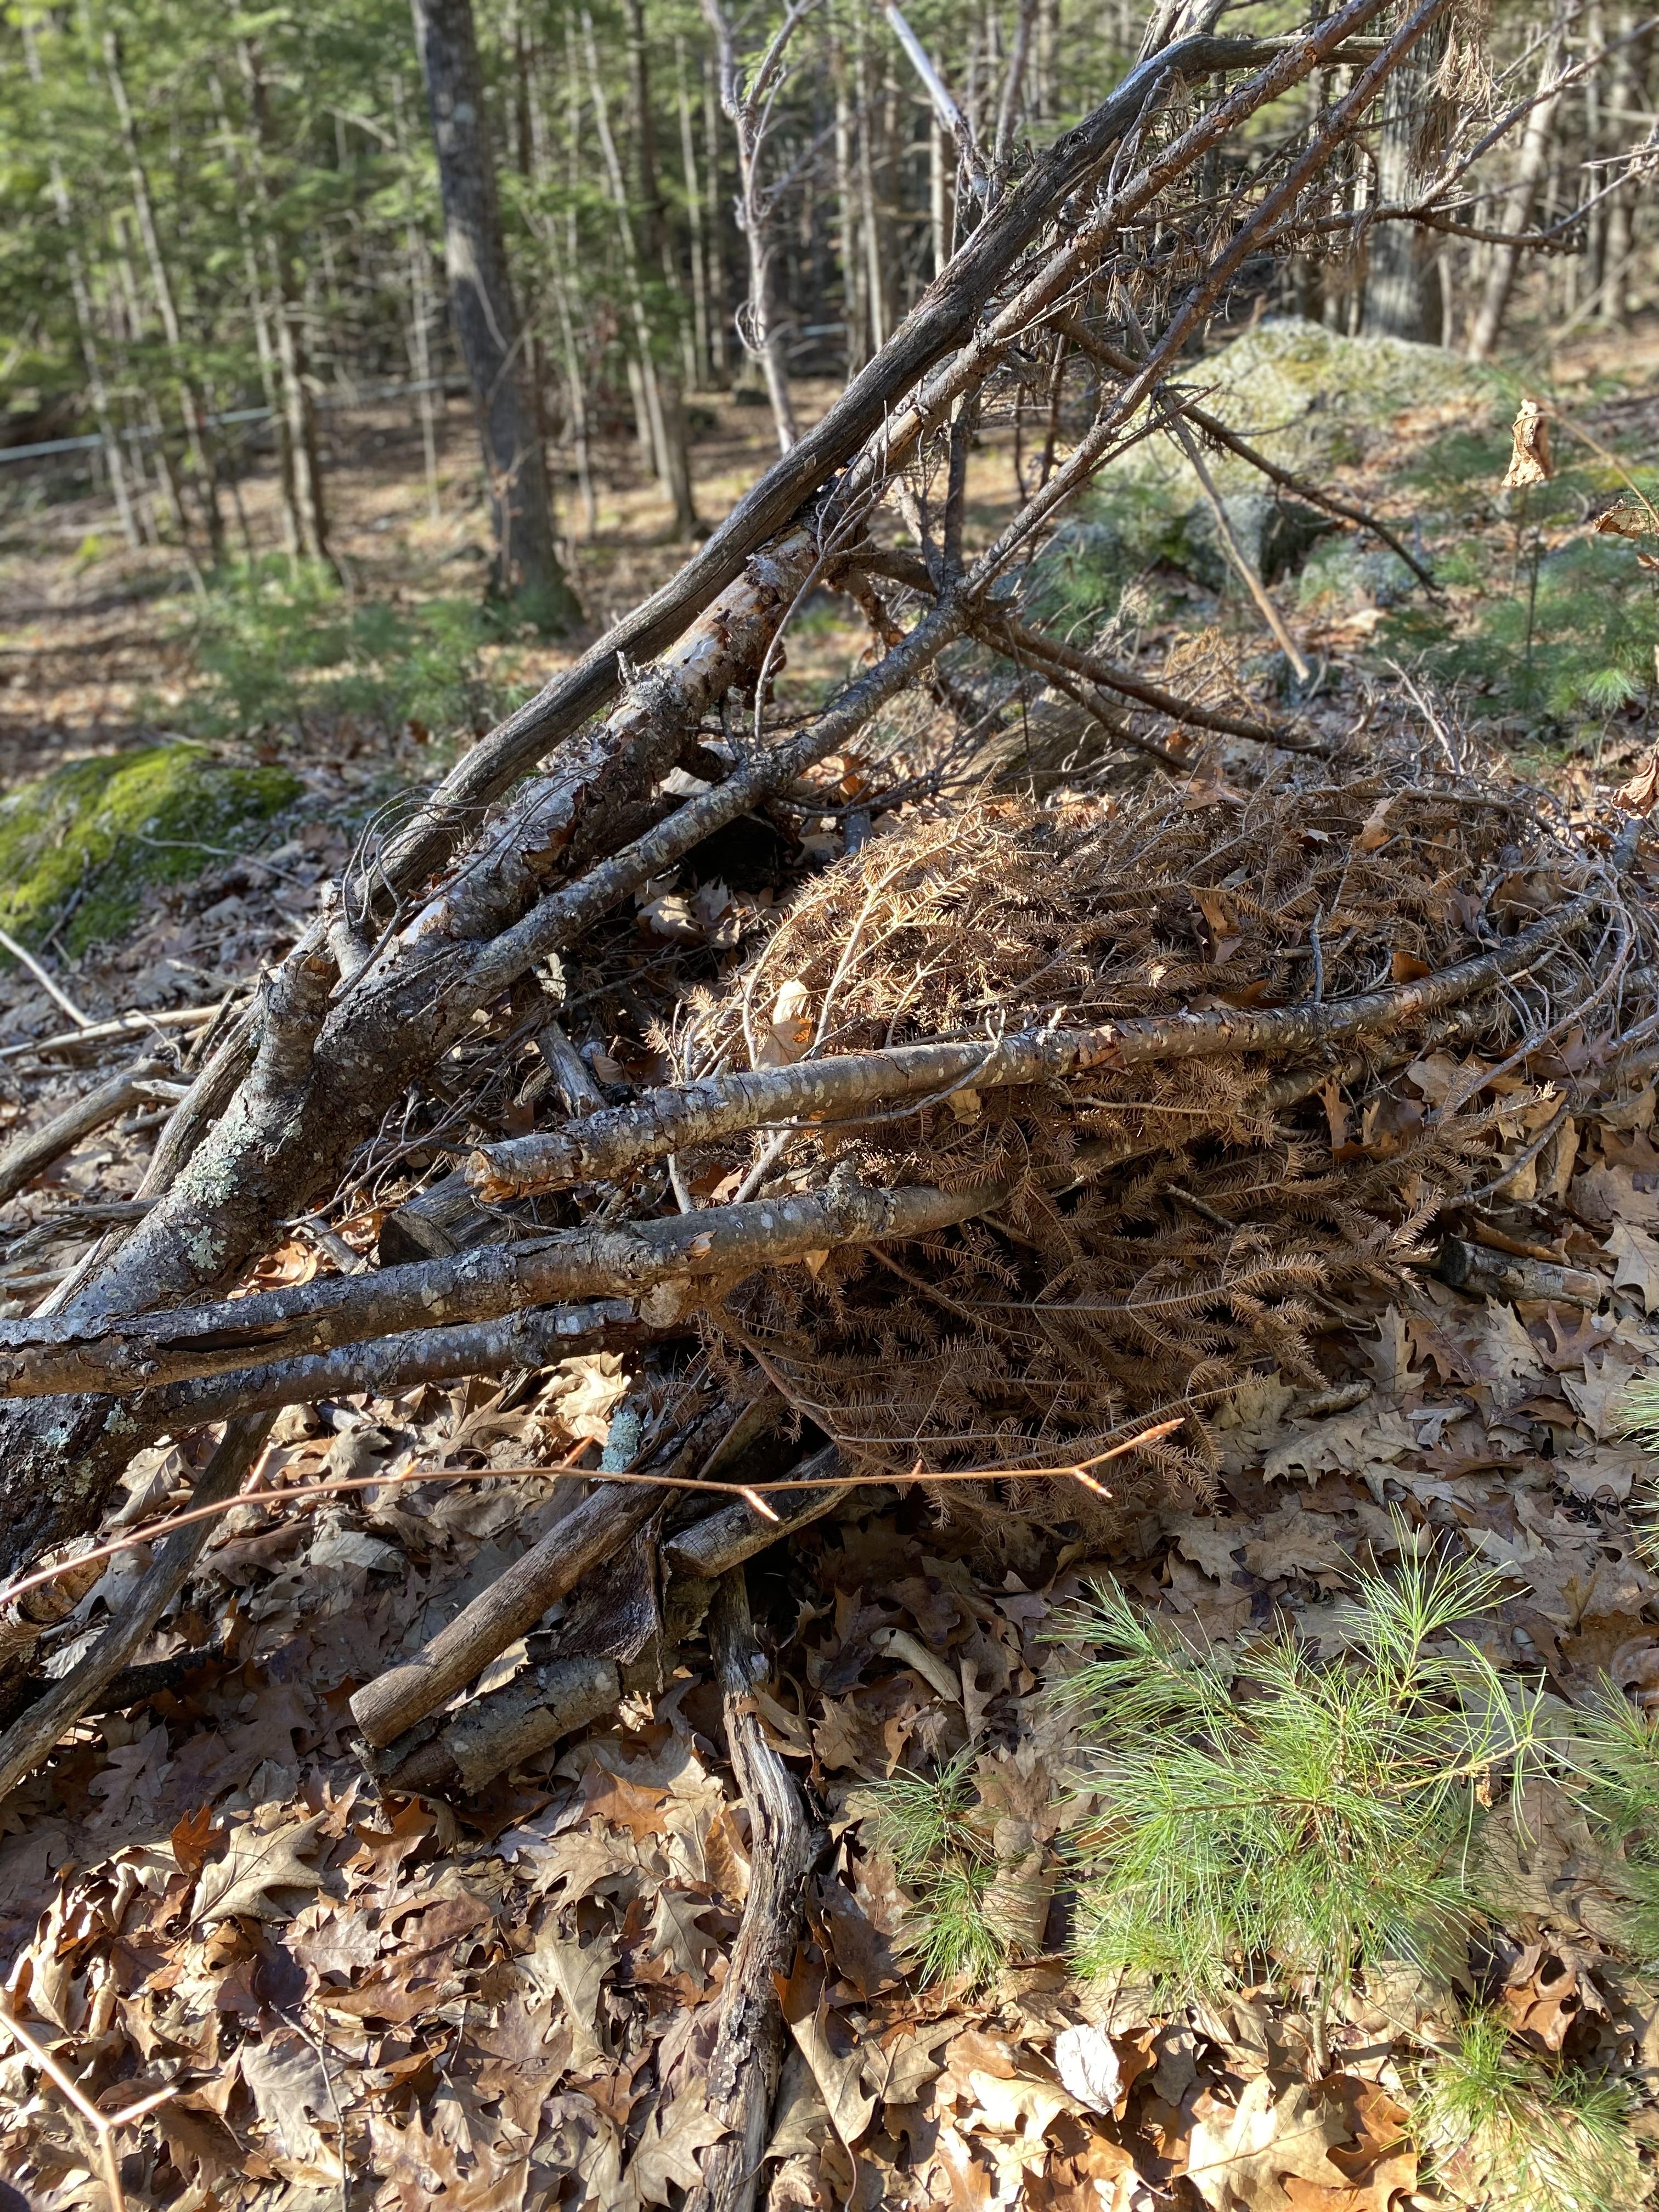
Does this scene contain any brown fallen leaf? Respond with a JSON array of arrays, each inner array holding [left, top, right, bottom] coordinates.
[[1607, 1220, 1659, 1311], [776, 1950, 877, 2152], [1501, 398, 1552, 488], [191, 1810, 330, 1925], [1184, 2079, 1351, 2211], [1615, 743, 1659, 816]]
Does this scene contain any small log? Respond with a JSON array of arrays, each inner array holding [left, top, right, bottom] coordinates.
[[351, 1403, 726, 1748], [538, 1019, 607, 1115], [1434, 1236, 1602, 1309], [351, 1482, 659, 1748], [0, 1058, 166, 1209], [378, 1167, 509, 1264], [0, 1412, 272, 1804], [663, 1444, 855, 1577], [378, 1654, 622, 1795]]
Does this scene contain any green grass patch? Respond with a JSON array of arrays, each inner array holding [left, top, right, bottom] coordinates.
[[0, 744, 300, 955]]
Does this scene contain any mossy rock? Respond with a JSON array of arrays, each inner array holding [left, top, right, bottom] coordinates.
[[0, 745, 302, 957], [1034, 318, 1497, 618]]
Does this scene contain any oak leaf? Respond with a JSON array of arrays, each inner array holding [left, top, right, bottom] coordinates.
[[193, 1811, 330, 1925]]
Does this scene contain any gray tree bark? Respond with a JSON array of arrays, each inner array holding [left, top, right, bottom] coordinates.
[[411, 0, 582, 629]]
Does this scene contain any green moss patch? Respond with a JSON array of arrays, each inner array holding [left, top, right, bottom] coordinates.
[[0, 745, 301, 956]]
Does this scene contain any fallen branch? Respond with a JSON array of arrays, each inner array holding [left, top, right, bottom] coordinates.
[[0, 1180, 998, 1401], [0, 1059, 165, 1210], [662, 1443, 852, 1578], [141, 1299, 641, 1431], [681, 1568, 818, 2212], [469, 899, 1586, 1199], [352, 1397, 745, 1747], [0, 1002, 228, 1063], [0, 926, 93, 1031], [852, 547, 1304, 747], [0, 1412, 272, 1805], [377, 1653, 623, 1796]]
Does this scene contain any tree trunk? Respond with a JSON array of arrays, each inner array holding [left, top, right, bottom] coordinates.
[[238, 42, 335, 571], [1466, 33, 1565, 362], [411, 0, 582, 629], [104, 29, 227, 565], [623, 0, 700, 534], [20, 21, 140, 550], [1363, 30, 1443, 340]]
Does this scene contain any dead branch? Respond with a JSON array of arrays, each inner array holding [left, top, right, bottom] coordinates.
[[680, 1568, 818, 2212], [377, 1653, 623, 1796], [0, 1058, 166, 1210], [142, 1300, 642, 1431], [349, 1396, 740, 1748], [352, 1481, 662, 1748], [468, 899, 1587, 1200], [662, 1443, 851, 1577], [0, 1412, 272, 1805], [0, 1181, 998, 1402], [854, 545, 1300, 747]]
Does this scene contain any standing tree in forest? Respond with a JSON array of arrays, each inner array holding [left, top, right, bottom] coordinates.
[[411, 0, 581, 630]]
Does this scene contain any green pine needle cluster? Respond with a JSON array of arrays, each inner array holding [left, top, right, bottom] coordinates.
[[1415, 2013, 1644, 2212], [868, 1745, 1007, 1989], [1053, 1552, 1540, 2000]]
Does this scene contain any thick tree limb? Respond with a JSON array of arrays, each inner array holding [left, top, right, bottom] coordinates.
[[0, 1180, 997, 1401], [0, 1412, 272, 1805], [144, 1301, 641, 1430]]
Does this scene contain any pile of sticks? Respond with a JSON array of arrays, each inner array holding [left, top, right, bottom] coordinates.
[[0, 0, 1608, 1798]]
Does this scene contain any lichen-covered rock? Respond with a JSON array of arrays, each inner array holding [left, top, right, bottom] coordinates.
[[1032, 318, 1497, 616], [0, 744, 301, 955]]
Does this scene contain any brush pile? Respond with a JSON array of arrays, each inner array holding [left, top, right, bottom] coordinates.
[[470, 761, 1658, 1526]]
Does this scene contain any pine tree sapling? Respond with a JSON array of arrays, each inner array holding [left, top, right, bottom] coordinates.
[[1052, 1551, 1544, 2002], [868, 1745, 1006, 1989]]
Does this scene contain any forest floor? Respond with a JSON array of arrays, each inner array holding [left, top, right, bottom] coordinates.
[[2, 317, 1659, 2211]]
